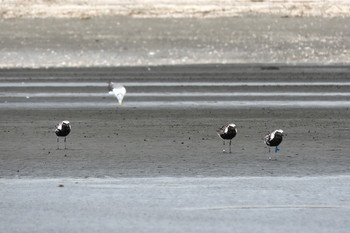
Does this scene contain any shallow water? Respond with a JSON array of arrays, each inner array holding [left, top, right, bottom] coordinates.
[[1, 176, 350, 233]]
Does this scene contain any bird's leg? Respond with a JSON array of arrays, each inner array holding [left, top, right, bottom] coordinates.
[[64, 137, 67, 150], [268, 147, 271, 160], [57, 137, 60, 150], [229, 140, 232, 154], [222, 140, 226, 153], [275, 146, 280, 153]]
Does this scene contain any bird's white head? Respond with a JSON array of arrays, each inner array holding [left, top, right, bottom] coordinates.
[[228, 123, 236, 128], [275, 129, 283, 135], [224, 123, 237, 134], [62, 120, 70, 125]]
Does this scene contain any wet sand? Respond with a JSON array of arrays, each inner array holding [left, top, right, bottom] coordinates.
[[1, 3, 350, 231], [1, 65, 350, 178], [1, 65, 350, 232], [2, 107, 350, 178]]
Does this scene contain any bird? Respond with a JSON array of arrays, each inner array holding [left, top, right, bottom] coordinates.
[[108, 82, 126, 105], [55, 120, 71, 150], [264, 129, 284, 159], [217, 123, 237, 153]]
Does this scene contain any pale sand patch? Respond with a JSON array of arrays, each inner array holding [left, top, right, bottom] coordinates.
[[1, 0, 350, 18]]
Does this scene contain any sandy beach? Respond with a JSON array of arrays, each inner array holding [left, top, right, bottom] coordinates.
[[2, 0, 350, 19], [1, 1, 350, 232], [1, 65, 350, 232], [1, 1, 350, 67], [1, 65, 350, 178]]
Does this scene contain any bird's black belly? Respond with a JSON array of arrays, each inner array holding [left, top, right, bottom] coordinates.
[[220, 130, 236, 140], [268, 137, 282, 147], [56, 128, 70, 137]]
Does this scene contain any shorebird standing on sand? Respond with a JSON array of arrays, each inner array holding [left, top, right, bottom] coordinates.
[[55, 121, 71, 150], [217, 123, 237, 153], [264, 129, 284, 160], [108, 82, 126, 106]]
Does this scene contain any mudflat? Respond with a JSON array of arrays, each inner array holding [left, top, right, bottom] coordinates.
[[1, 65, 349, 178], [1, 3, 350, 231], [1, 65, 350, 233], [1, 80, 349, 178]]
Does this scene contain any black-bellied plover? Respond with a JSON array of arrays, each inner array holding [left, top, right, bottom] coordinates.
[[55, 120, 71, 150], [217, 123, 237, 153], [264, 129, 284, 159]]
